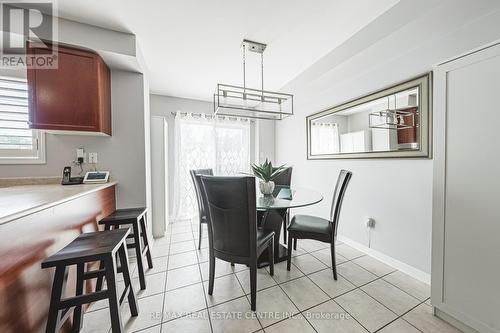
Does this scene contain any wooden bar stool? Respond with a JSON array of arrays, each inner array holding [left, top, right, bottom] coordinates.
[[96, 207, 153, 290], [42, 229, 138, 333]]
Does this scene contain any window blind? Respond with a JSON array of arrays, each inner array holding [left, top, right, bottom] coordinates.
[[0, 77, 34, 150]]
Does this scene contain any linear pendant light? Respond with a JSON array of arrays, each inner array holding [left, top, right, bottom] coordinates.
[[213, 39, 294, 120]]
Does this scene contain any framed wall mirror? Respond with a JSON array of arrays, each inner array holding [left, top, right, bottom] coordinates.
[[306, 74, 432, 159]]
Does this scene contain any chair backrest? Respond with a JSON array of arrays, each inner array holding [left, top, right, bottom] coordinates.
[[190, 169, 213, 218], [200, 176, 257, 259], [329, 170, 352, 236], [273, 167, 293, 186]]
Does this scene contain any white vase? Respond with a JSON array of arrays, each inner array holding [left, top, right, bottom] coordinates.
[[259, 180, 275, 196]]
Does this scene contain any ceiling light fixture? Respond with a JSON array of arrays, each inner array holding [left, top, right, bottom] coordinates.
[[213, 39, 294, 120], [368, 95, 416, 130]]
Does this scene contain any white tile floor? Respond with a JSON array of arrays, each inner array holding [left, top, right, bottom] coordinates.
[[82, 220, 462, 333]]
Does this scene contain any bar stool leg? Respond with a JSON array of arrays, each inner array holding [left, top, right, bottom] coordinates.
[[72, 263, 85, 333], [140, 214, 153, 269], [104, 255, 124, 333], [133, 221, 147, 290], [95, 224, 112, 292], [118, 243, 139, 316], [45, 265, 68, 333]]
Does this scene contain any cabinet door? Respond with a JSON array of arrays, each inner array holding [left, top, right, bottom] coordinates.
[[433, 43, 500, 333], [28, 45, 104, 133]]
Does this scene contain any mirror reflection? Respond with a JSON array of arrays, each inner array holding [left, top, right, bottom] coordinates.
[[307, 74, 431, 159]]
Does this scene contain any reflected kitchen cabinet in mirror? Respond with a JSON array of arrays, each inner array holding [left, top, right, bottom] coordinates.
[[307, 74, 431, 159]]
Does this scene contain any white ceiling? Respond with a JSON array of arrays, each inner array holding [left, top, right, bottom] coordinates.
[[56, 0, 399, 101]]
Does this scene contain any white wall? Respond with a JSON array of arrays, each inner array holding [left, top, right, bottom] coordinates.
[[276, 0, 500, 276], [149, 94, 276, 210]]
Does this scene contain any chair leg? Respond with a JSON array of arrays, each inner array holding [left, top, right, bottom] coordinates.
[[72, 263, 85, 333], [282, 220, 287, 244], [283, 211, 290, 244], [96, 224, 112, 291], [268, 240, 274, 276], [208, 253, 215, 295], [250, 263, 257, 311], [287, 232, 293, 271], [104, 255, 124, 333], [140, 214, 154, 269], [118, 243, 139, 316], [198, 220, 203, 250], [330, 241, 338, 280], [45, 265, 68, 333], [133, 221, 147, 290], [95, 260, 105, 292], [293, 238, 297, 250]]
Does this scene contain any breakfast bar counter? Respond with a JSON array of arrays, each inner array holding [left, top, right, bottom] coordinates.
[[0, 181, 117, 225], [0, 180, 117, 333]]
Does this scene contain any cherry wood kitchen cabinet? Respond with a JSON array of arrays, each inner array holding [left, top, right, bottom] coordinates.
[[27, 43, 112, 135]]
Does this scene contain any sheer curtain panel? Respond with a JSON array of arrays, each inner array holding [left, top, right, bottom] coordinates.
[[172, 112, 251, 221]]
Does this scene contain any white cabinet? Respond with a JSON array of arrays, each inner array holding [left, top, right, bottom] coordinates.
[[432, 43, 500, 333]]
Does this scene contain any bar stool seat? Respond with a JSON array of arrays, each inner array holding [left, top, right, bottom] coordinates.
[[97, 207, 153, 290], [42, 229, 138, 333]]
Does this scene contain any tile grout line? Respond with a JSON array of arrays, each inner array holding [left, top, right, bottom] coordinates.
[[373, 299, 429, 333], [283, 242, 427, 333], [284, 251, 369, 333]]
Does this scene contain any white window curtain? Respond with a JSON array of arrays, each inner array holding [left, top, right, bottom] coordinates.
[[172, 112, 251, 221], [311, 122, 339, 154]]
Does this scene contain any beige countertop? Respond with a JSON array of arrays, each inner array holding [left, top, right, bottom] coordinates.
[[0, 181, 117, 225]]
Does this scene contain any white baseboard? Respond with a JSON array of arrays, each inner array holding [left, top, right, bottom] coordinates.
[[337, 235, 431, 285]]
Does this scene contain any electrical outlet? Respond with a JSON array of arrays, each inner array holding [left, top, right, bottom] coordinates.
[[88, 152, 98, 164], [76, 148, 85, 164]]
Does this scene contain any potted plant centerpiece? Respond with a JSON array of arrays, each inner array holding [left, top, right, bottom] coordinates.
[[251, 159, 287, 196]]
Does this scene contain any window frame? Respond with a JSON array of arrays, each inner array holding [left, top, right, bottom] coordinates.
[[0, 129, 46, 164]]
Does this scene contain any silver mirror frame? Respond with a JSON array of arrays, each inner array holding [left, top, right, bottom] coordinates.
[[306, 73, 432, 159]]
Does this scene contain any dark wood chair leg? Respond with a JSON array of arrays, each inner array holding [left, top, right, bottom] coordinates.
[[282, 218, 287, 244], [268, 240, 274, 276], [140, 215, 154, 269], [250, 263, 257, 311], [132, 221, 147, 290], [330, 241, 338, 280], [293, 238, 297, 250], [45, 265, 68, 333], [208, 253, 215, 295], [104, 255, 124, 333], [198, 220, 203, 250], [95, 260, 105, 292], [72, 263, 85, 333], [96, 224, 112, 291], [118, 243, 139, 316], [287, 232, 293, 271]]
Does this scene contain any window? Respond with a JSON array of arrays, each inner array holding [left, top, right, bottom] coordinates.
[[0, 76, 45, 164]]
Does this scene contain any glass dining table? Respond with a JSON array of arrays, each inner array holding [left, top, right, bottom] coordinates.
[[256, 186, 323, 267]]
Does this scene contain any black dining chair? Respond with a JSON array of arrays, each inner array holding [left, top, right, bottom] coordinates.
[[272, 167, 293, 245], [286, 169, 352, 280], [200, 176, 275, 311], [190, 168, 213, 249]]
